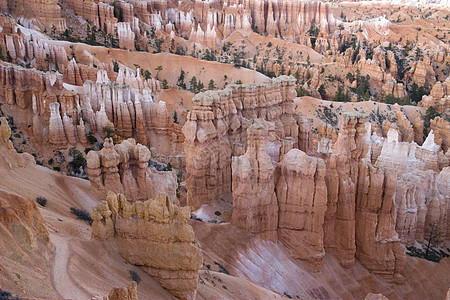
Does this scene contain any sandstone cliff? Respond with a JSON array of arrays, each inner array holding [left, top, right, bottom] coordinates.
[[183, 75, 298, 210], [276, 148, 327, 270], [92, 192, 203, 299], [231, 120, 279, 239]]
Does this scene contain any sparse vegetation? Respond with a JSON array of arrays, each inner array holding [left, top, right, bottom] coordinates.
[[36, 197, 47, 207], [409, 83, 430, 104], [129, 270, 142, 283], [318, 84, 326, 99], [102, 126, 115, 139], [0, 290, 22, 300], [70, 207, 93, 225], [214, 261, 230, 275], [316, 106, 338, 127], [333, 86, 350, 102], [68, 147, 86, 175], [162, 162, 172, 171]]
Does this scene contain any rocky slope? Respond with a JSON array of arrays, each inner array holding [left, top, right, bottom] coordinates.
[[92, 191, 203, 299]]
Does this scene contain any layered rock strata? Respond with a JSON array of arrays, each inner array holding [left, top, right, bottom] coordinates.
[[82, 69, 183, 166], [186, 92, 449, 279], [276, 148, 327, 269], [0, 61, 179, 166], [231, 120, 279, 240], [230, 118, 327, 270], [1, 0, 66, 32], [0, 62, 87, 148], [183, 75, 298, 210], [92, 192, 203, 299], [87, 138, 177, 202]]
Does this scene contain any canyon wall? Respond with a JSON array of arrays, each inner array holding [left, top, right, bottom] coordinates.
[[231, 120, 279, 240], [83, 69, 184, 166], [183, 78, 449, 278], [183, 75, 298, 210], [276, 148, 327, 269], [62, 0, 336, 50], [0, 44, 180, 166], [92, 191, 203, 299], [0, 0, 66, 32]]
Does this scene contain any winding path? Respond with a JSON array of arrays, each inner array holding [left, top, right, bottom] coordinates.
[[50, 233, 91, 299]]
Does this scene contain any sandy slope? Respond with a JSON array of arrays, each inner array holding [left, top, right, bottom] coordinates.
[[192, 221, 450, 300], [50, 234, 91, 299], [55, 40, 270, 87], [0, 159, 286, 299]]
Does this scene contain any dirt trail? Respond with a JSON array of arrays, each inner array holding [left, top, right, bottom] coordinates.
[[51, 233, 91, 299]]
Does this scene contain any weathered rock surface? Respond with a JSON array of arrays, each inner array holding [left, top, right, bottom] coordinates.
[[87, 138, 177, 202], [231, 120, 278, 240], [355, 164, 405, 282], [374, 129, 450, 246], [419, 78, 450, 114], [1, 0, 66, 32], [0, 62, 86, 148], [0, 117, 29, 168], [92, 282, 138, 300], [276, 148, 327, 269], [183, 75, 298, 210], [184, 77, 449, 278], [0, 60, 179, 166], [92, 192, 203, 299], [323, 114, 369, 268], [0, 189, 55, 297], [0, 120, 54, 295], [82, 69, 182, 166]]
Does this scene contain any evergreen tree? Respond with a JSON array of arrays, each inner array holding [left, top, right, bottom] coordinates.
[[190, 76, 198, 92], [318, 84, 326, 99], [208, 79, 216, 90]]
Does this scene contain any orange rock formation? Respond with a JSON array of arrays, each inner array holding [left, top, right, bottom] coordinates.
[[92, 192, 203, 299]]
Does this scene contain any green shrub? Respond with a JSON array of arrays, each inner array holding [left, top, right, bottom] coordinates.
[[162, 162, 172, 171], [68, 147, 86, 174], [102, 127, 115, 138], [426, 106, 440, 120], [86, 132, 97, 144]]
